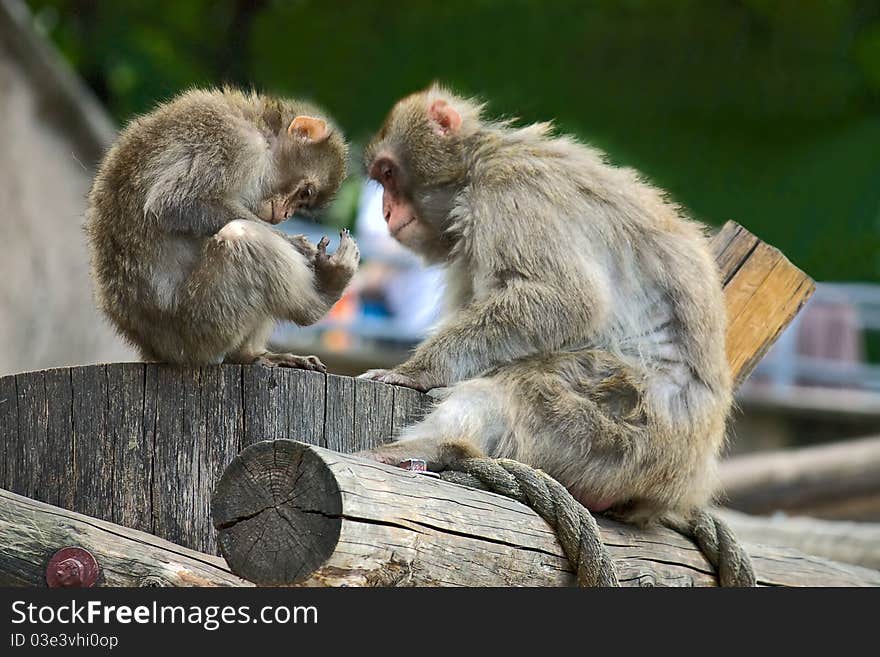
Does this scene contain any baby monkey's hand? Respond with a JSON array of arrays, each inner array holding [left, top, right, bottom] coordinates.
[[313, 229, 360, 297]]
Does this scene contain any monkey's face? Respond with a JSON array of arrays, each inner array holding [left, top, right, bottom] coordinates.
[[257, 179, 321, 225], [258, 113, 349, 225], [365, 87, 470, 257], [367, 155, 430, 249]]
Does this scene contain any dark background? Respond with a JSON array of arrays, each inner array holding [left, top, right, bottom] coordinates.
[[26, 0, 880, 285]]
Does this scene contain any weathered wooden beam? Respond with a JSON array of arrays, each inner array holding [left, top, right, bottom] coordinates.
[[720, 435, 880, 518], [0, 488, 249, 587], [718, 508, 880, 571], [211, 441, 880, 587], [710, 221, 815, 386]]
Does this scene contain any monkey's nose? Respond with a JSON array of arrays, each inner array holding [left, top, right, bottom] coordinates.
[[384, 210, 391, 222]]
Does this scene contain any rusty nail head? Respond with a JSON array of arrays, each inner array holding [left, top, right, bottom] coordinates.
[[46, 547, 99, 588]]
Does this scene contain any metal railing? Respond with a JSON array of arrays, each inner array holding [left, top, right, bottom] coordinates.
[[747, 283, 880, 391]]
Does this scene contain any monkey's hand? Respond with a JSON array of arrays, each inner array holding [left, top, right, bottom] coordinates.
[[313, 229, 360, 298], [358, 368, 442, 392], [285, 233, 319, 259]]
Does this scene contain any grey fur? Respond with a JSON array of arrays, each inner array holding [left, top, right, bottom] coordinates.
[[361, 85, 731, 522], [86, 87, 358, 367]]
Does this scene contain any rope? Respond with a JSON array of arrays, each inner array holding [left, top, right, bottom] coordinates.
[[439, 458, 619, 586], [438, 457, 756, 588], [663, 509, 757, 587]]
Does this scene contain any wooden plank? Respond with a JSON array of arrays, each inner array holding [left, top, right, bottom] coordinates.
[[71, 364, 111, 521], [242, 365, 283, 447], [711, 221, 760, 285], [324, 373, 355, 452], [721, 241, 783, 321], [324, 375, 398, 452], [9, 370, 47, 502], [709, 220, 740, 262], [44, 367, 74, 508], [728, 254, 814, 385], [106, 362, 150, 532], [0, 488, 249, 587], [142, 362, 159, 532], [13, 370, 74, 504], [199, 365, 244, 555], [241, 367, 325, 448], [353, 378, 394, 450], [391, 385, 433, 438], [0, 373, 17, 489], [151, 365, 214, 553], [709, 221, 815, 386], [201, 365, 244, 490], [4, 369, 72, 508], [289, 369, 327, 447], [212, 441, 880, 587]]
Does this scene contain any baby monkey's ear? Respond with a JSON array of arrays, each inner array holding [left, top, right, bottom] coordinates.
[[288, 116, 330, 143], [428, 99, 462, 136]]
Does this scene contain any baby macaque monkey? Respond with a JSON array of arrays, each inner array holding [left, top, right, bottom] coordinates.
[[86, 88, 359, 369], [361, 85, 732, 525]]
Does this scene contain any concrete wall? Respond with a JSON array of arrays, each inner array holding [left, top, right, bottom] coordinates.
[[0, 38, 133, 375]]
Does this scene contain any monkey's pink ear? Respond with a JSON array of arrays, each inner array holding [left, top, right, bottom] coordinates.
[[428, 99, 462, 136], [288, 116, 330, 143]]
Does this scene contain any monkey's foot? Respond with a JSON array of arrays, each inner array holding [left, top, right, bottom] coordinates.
[[358, 368, 438, 392], [355, 449, 406, 467], [355, 439, 481, 472], [358, 368, 390, 380], [256, 352, 327, 373]]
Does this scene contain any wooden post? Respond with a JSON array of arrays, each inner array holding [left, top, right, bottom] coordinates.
[[210, 440, 880, 587], [0, 363, 430, 554]]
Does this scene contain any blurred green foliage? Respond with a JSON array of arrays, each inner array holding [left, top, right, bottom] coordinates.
[[27, 0, 880, 282]]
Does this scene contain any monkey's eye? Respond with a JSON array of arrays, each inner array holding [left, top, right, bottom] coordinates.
[[381, 165, 393, 181], [298, 185, 315, 200]]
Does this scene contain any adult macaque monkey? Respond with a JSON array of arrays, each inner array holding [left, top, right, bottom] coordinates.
[[87, 88, 359, 369], [361, 84, 733, 529]]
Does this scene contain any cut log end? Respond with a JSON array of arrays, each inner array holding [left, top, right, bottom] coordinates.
[[212, 440, 342, 585]]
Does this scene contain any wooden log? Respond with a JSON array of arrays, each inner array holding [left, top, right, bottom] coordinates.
[[720, 435, 880, 518], [211, 441, 880, 587], [0, 488, 249, 587], [718, 508, 880, 571], [0, 221, 813, 559]]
